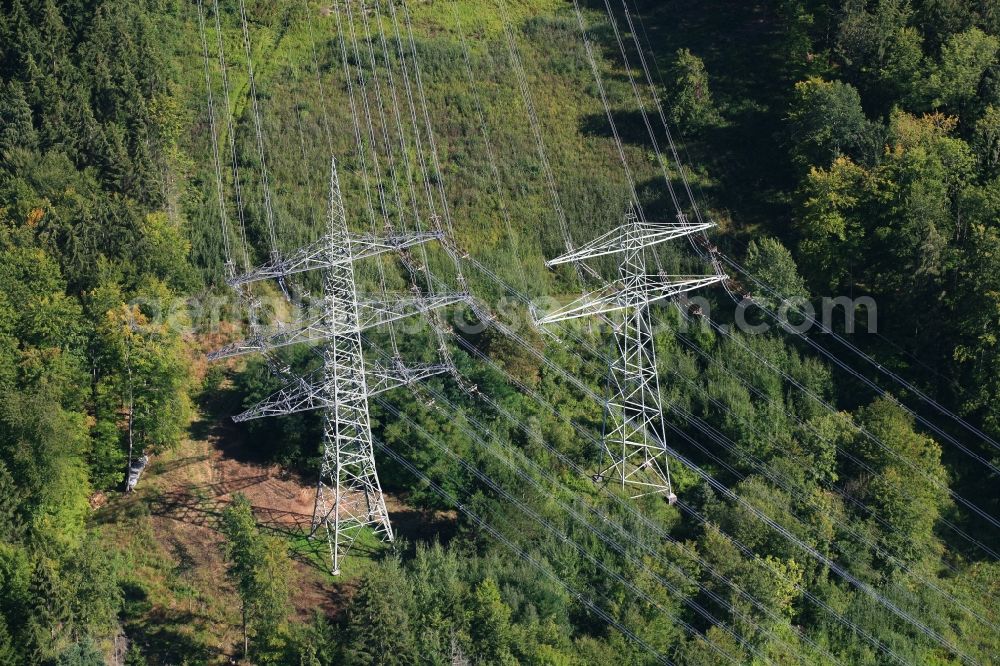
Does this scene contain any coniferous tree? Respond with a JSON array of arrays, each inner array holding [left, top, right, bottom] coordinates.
[[345, 559, 416, 665], [220, 494, 292, 662], [469, 579, 516, 666]]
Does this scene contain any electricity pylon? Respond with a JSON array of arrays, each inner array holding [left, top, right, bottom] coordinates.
[[536, 203, 725, 502], [211, 157, 466, 573]]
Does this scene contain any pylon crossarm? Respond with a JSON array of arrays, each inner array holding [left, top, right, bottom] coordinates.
[[227, 235, 334, 287], [206, 334, 266, 362], [228, 230, 445, 287], [351, 230, 444, 260], [644, 274, 728, 305], [546, 221, 713, 267], [233, 368, 326, 422], [367, 361, 450, 394], [209, 292, 468, 360], [208, 315, 330, 359], [534, 285, 625, 324], [535, 275, 726, 324], [232, 359, 451, 423], [356, 292, 469, 330]]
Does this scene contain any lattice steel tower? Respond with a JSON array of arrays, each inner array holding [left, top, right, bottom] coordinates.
[[210, 158, 465, 573], [537, 204, 724, 502]]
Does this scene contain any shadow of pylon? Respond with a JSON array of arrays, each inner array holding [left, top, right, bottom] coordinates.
[[147, 489, 342, 573], [180, 473, 272, 499], [148, 454, 212, 475]]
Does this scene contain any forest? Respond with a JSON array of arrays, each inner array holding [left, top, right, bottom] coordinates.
[[0, 0, 998, 664]]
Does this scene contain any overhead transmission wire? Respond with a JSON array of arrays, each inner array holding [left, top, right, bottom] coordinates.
[[364, 338, 807, 664], [202, 0, 302, 382], [464, 294, 985, 654], [583, 2, 1000, 531], [236, 0, 283, 274], [564, 0, 657, 248], [455, 0, 996, 569], [391, 0, 468, 287], [360, 0, 471, 377], [402, 9, 988, 660], [381, 0, 447, 245], [309, 0, 474, 389], [207, 1, 254, 292], [293, 108, 318, 230], [418, 373, 842, 665], [557, 5, 998, 639], [368, 0, 436, 288], [613, 0, 1000, 458], [668, 317, 1000, 565], [370, 262, 909, 666], [575, 0, 1000, 538], [722, 253, 1000, 472], [498, 0, 678, 490], [330, 0, 401, 358], [301, 0, 335, 153], [598, 0, 742, 294], [598, 0, 724, 275], [696, 308, 1000, 532], [548, 9, 966, 649], [365, 0, 470, 381], [722, 230, 966, 392], [374, 438, 673, 665], [393, 395, 766, 665], [397, 3, 454, 238], [201, 10, 820, 652], [597, 0, 683, 220], [303, 0, 450, 374], [386, 363, 839, 666], [197, 0, 235, 282], [441, 12, 987, 659], [402, 228, 927, 659], [614, 0, 712, 235], [372, 0, 473, 365], [354, 0, 419, 251], [493, 0, 593, 285], [656, 345, 1000, 634], [451, 7, 529, 296], [296, 20, 720, 652], [384, 122, 920, 663], [722, 260, 1000, 477], [478, 0, 1000, 576], [540, 294, 1000, 634], [372, 393, 744, 666], [322, 3, 984, 660], [587, 0, 1000, 520], [568, 0, 988, 525], [657, 417, 980, 664], [362, 9, 796, 652], [340, 27, 692, 652], [440, 329, 908, 666]]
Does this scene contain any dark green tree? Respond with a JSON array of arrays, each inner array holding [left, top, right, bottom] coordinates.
[[853, 399, 948, 565], [787, 78, 870, 168], [54, 638, 103, 666], [668, 48, 719, 131], [469, 578, 516, 666], [344, 559, 416, 665], [922, 27, 999, 110], [743, 237, 809, 308], [220, 494, 292, 662], [0, 82, 36, 154]]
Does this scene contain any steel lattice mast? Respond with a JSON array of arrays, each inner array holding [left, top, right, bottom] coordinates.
[[211, 158, 464, 573], [537, 204, 725, 502]]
